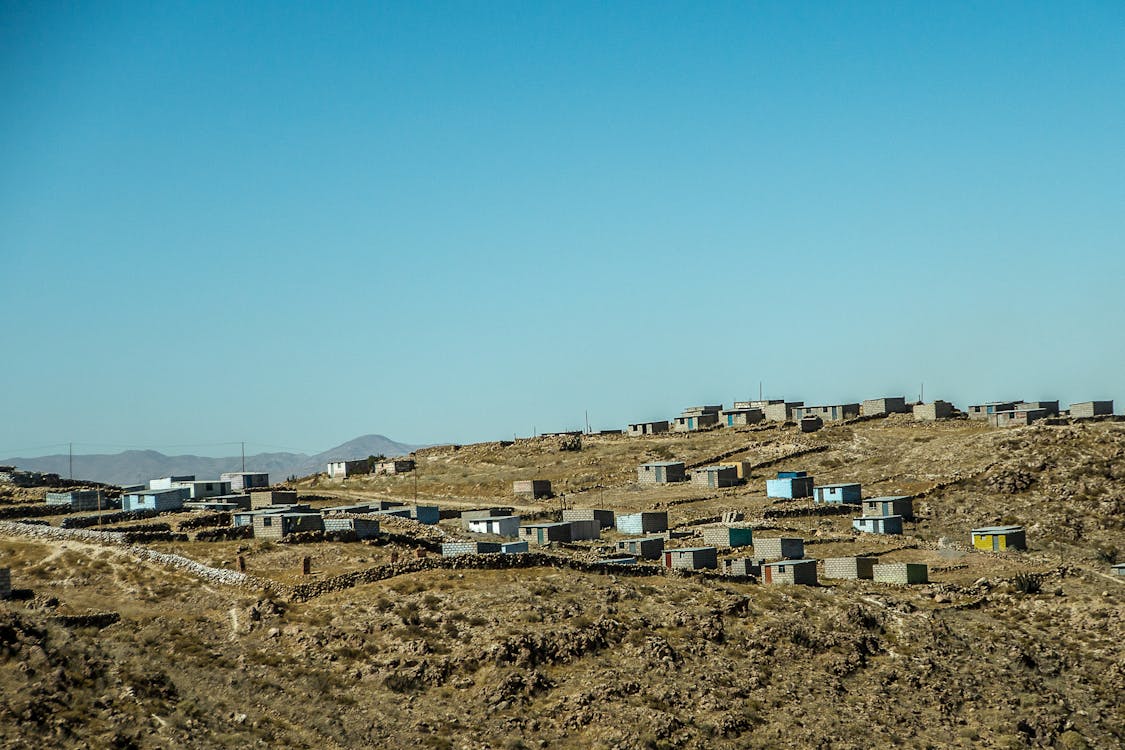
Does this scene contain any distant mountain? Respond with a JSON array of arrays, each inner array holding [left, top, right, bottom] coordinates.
[[0, 434, 424, 487]]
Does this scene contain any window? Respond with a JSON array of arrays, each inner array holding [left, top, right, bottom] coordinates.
[[263, 517, 272, 527]]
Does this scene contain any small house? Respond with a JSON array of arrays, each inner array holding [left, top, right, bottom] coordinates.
[[692, 465, 739, 488], [460, 507, 516, 529], [566, 519, 601, 541], [720, 407, 764, 427], [322, 516, 381, 539], [863, 496, 913, 520], [326, 459, 370, 478], [219, 472, 270, 492], [813, 483, 862, 505], [761, 559, 817, 585], [519, 522, 573, 545], [967, 402, 1018, 420], [408, 505, 441, 525], [823, 556, 878, 580], [719, 460, 752, 479], [1111, 563, 1125, 577], [467, 515, 521, 538], [861, 397, 910, 416], [637, 462, 687, 484], [442, 541, 502, 557], [628, 421, 669, 436], [852, 515, 904, 535], [148, 475, 195, 490], [722, 557, 765, 578], [121, 487, 191, 513], [250, 490, 299, 510], [762, 401, 804, 422], [172, 480, 232, 499], [872, 562, 929, 585], [562, 508, 615, 529], [702, 525, 754, 549], [253, 512, 324, 539], [988, 409, 1047, 428], [663, 547, 718, 571], [754, 537, 804, 560], [513, 479, 552, 499], [617, 511, 668, 535], [1070, 401, 1113, 418], [0, 568, 10, 599], [376, 458, 415, 475], [913, 401, 955, 421], [766, 475, 814, 499], [971, 525, 1026, 552], [672, 406, 722, 431], [45, 490, 109, 512], [793, 404, 860, 422], [616, 537, 665, 560], [1015, 401, 1059, 416], [232, 505, 312, 527]]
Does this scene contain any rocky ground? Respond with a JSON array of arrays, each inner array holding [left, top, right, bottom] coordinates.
[[0, 418, 1123, 749]]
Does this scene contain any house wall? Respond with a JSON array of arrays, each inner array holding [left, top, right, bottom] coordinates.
[[763, 561, 817, 585], [913, 401, 954, 421], [972, 530, 1026, 551], [702, 526, 753, 548], [220, 473, 270, 492], [638, 463, 687, 484], [500, 541, 528, 554], [250, 491, 299, 510], [692, 466, 739, 488], [852, 516, 904, 535], [567, 519, 601, 541], [668, 548, 718, 570], [442, 541, 502, 557], [252, 515, 285, 539], [861, 398, 908, 416], [813, 484, 862, 505], [766, 477, 814, 499], [617, 512, 668, 534], [722, 558, 763, 577], [468, 516, 520, 538], [45, 490, 105, 511], [616, 537, 664, 559], [628, 421, 669, 436], [872, 563, 929, 584], [762, 402, 801, 421], [513, 480, 552, 498], [863, 497, 913, 519]]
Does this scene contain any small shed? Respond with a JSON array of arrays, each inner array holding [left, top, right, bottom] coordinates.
[[722, 557, 765, 578], [823, 556, 878, 580], [861, 397, 909, 416], [1070, 401, 1113, 418], [250, 490, 299, 510], [45, 490, 108, 511], [971, 526, 1026, 551], [863, 496, 914, 520], [799, 415, 823, 433], [628, 421, 669, 436], [617, 511, 669, 535], [754, 537, 804, 560], [253, 512, 325, 539], [913, 401, 955, 421], [872, 562, 929, 585], [467, 515, 521, 538], [637, 462, 687, 484], [519, 522, 572, 545], [562, 508, 615, 528], [702, 526, 754, 549], [852, 515, 904, 535], [616, 537, 665, 560], [500, 541, 529, 554], [766, 475, 814, 499], [663, 547, 718, 571], [813, 483, 862, 505], [762, 559, 817, 585], [720, 407, 764, 427], [692, 465, 739, 488], [121, 487, 191, 513], [442, 541, 502, 557], [513, 480, 553, 499], [322, 517, 381, 539], [219, 472, 270, 492]]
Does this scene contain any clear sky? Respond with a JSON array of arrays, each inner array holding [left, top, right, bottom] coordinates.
[[2, 1, 1123, 456]]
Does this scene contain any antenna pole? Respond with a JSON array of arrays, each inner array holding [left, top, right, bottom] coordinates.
[[241, 441, 246, 472], [69, 442, 73, 480]]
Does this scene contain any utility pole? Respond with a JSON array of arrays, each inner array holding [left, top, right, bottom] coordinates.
[[241, 442, 246, 472], [585, 410, 590, 434], [920, 382, 925, 403], [759, 381, 763, 402], [69, 442, 73, 480]]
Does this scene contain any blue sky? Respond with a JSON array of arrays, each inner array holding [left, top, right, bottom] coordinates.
[[2, 2, 1123, 456]]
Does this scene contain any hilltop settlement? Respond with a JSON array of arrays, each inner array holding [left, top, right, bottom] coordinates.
[[0, 393, 1122, 749]]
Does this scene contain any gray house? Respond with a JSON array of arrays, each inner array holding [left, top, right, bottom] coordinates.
[[562, 508, 615, 529], [720, 407, 764, 427], [967, 402, 1018, 420], [663, 547, 718, 571], [253, 512, 324, 539], [762, 559, 817, 585], [721, 557, 765, 578], [793, 404, 860, 422], [616, 537, 665, 560], [250, 490, 299, 509], [852, 515, 904, 535], [628, 421, 670, 436], [673, 406, 722, 431], [872, 562, 928, 584], [617, 511, 669, 535], [513, 480, 553, 499], [322, 516, 381, 539], [988, 409, 1048, 427], [45, 490, 110, 512], [1015, 401, 1059, 416], [220, 472, 270, 492], [913, 401, 955, 421], [861, 397, 909, 416], [754, 537, 804, 560], [637, 462, 687, 484], [863, 496, 913, 520], [823, 556, 878, 580], [442, 541, 502, 557], [762, 401, 804, 422], [692, 465, 739, 488], [1070, 401, 1113, 418]]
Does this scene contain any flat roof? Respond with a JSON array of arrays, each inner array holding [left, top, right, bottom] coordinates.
[[468, 515, 519, 522], [854, 515, 902, 521], [762, 559, 816, 566], [971, 525, 1025, 534], [640, 461, 685, 467], [817, 483, 860, 489], [669, 547, 716, 553], [866, 495, 910, 501]]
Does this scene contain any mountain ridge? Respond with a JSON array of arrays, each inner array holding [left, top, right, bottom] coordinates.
[[0, 434, 424, 487]]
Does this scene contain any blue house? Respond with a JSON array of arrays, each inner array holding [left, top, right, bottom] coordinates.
[[766, 474, 814, 499], [852, 515, 904, 535], [121, 487, 191, 513], [409, 505, 441, 525], [813, 483, 862, 505]]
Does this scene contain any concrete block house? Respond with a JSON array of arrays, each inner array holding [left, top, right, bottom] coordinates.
[[616, 537, 665, 560], [1070, 401, 1113, 418], [971, 526, 1027, 551], [701, 525, 753, 549], [627, 421, 669, 436], [220, 472, 270, 492], [562, 508, 615, 529], [989, 409, 1048, 428], [754, 537, 804, 560], [617, 511, 668, 535], [637, 462, 687, 484], [863, 496, 913, 520], [326, 460, 369, 478], [692, 465, 739, 488], [793, 404, 860, 422], [813, 483, 862, 505], [253, 512, 324, 540], [46, 490, 109, 511], [672, 406, 721, 432], [761, 401, 803, 422], [823, 556, 878, 580], [322, 517, 381, 539], [872, 563, 929, 585], [663, 547, 718, 571], [121, 487, 191, 513], [861, 397, 909, 416], [720, 407, 764, 427], [722, 558, 765, 578], [467, 515, 521, 538], [766, 472, 814, 499], [250, 490, 299, 509], [513, 480, 553, 499], [852, 515, 904, 535], [761, 559, 817, 585], [968, 402, 1018, 420], [913, 401, 955, 421], [442, 541, 502, 557]]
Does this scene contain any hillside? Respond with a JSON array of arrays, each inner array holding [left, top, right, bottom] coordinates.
[[0, 417, 1122, 749], [1, 434, 422, 486]]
